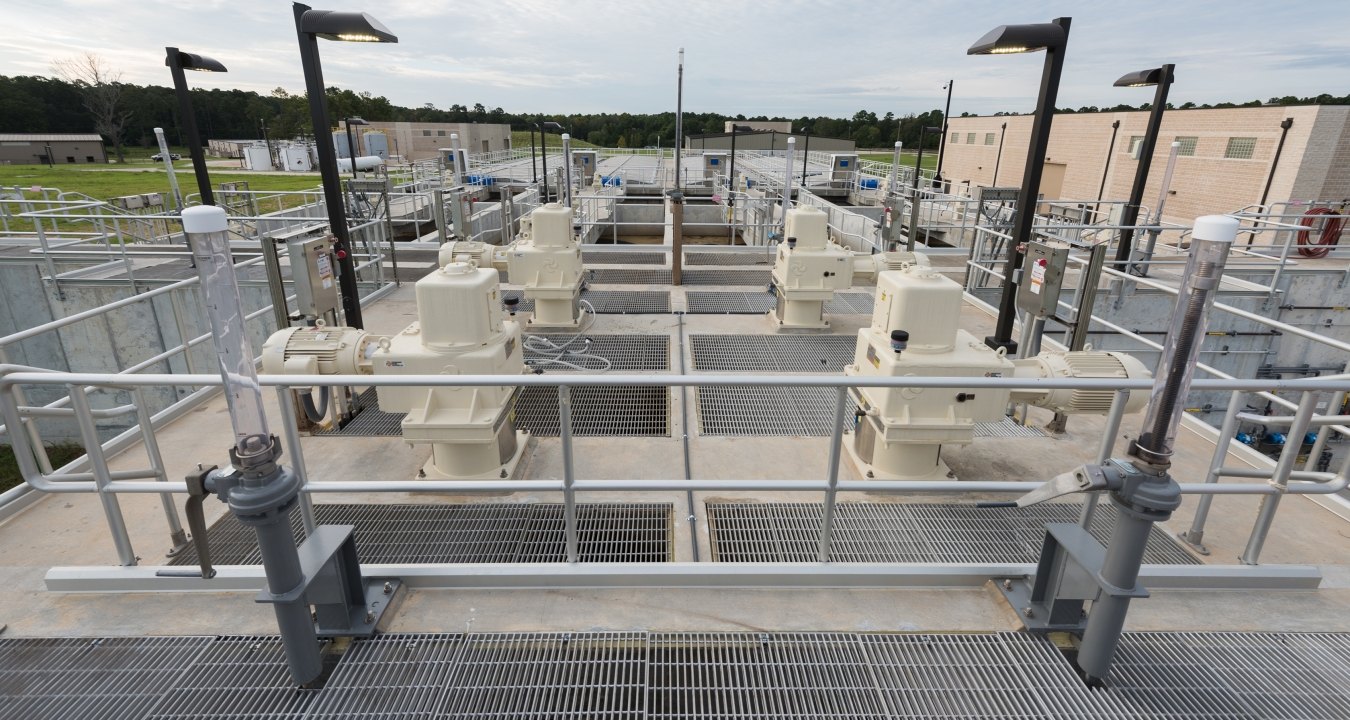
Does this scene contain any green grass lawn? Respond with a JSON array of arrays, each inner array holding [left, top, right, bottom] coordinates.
[[0, 443, 85, 492], [0, 164, 322, 201], [510, 131, 599, 151], [859, 151, 938, 170]]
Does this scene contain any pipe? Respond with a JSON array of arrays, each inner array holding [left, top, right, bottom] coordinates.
[[561, 133, 573, 208], [781, 137, 795, 229], [449, 133, 463, 187], [675, 313, 699, 561], [674, 48, 683, 191], [992, 123, 1006, 186], [1258, 118, 1294, 211]]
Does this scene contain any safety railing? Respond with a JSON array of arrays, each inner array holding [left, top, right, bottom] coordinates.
[[3, 368, 1347, 575]]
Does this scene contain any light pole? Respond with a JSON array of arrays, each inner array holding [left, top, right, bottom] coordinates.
[[165, 47, 227, 206], [992, 121, 1007, 185], [534, 121, 562, 201], [726, 124, 752, 243], [293, 2, 397, 330], [1112, 64, 1175, 269], [343, 115, 368, 179], [798, 125, 812, 185], [967, 17, 1072, 354], [935, 79, 954, 186], [675, 48, 684, 191], [529, 125, 537, 183], [1096, 119, 1121, 208], [907, 126, 942, 251]]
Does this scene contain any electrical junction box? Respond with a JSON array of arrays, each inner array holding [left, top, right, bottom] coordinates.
[[572, 151, 597, 183], [1016, 240, 1070, 319], [440, 148, 468, 177], [288, 236, 339, 320], [703, 152, 727, 180], [829, 154, 858, 183]]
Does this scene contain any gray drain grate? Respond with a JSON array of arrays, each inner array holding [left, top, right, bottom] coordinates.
[[145, 636, 324, 719], [706, 502, 1199, 565], [648, 632, 889, 718], [587, 268, 672, 284], [685, 250, 775, 266], [516, 385, 669, 436], [697, 386, 852, 436], [502, 290, 671, 314], [444, 633, 648, 719], [525, 334, 670, 373], [684, 291, 775, 314], [690, 335, 857, 372], [0, 637, 210, 720], [683, 268, 771, 286], [168, 503, 673, 566], [306, 634, 464, 719], [583, 249, 667, 265]]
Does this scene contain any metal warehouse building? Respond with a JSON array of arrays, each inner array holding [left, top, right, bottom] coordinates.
[[0, 133, 107, 165]]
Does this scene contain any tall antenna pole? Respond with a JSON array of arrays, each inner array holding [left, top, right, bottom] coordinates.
[[674, 48, 684, 190]]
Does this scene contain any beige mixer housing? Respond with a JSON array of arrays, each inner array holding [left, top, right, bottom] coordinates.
[[844, 264, 1151, 481]]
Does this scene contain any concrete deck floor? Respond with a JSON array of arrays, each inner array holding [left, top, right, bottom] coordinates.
[[2, 256, 1349, 643]]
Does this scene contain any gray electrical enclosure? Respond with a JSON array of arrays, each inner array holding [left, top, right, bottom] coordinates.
[[1017, 240, 1071, 318], [288, 236, 340, 319], [703, 152, 727, 180]]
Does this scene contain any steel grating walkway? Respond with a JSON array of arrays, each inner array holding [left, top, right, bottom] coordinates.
[[6, 632, 1350, 719], [582, 249, 667, 265], [167, 503, 673, 566], [515, 385, 670, 436], [501, 290, 672, 314], [523, 334, 670, 373], [690, 334, 858, 372], [684, 292, 875, 315], [685, 250, 775, 266], [705, 502, 1199, 565]]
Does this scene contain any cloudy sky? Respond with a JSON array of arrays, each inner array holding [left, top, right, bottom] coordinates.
[[5, 0, 1346, 117]]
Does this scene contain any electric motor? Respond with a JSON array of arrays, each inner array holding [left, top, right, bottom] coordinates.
[[261, 325, 375, 377], [1012, 350, 1152, 414]]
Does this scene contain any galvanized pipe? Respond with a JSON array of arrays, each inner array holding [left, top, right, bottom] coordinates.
[[133, 386, 187, 551], [817, 386, 849, 562], [1182, 390, 1245, 549], [560, 384, 579, 563], [1241, 390, 1319, 565], [67, 385, 137, 566]]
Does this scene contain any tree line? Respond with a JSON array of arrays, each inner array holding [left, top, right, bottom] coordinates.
[[3, 70, 1348, 158]]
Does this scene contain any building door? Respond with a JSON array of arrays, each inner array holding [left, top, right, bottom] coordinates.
[[482, 140, 490, 153], [1037, 162, 1067, 212]]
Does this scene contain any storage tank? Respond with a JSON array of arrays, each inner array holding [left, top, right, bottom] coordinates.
[[282, 145, 313, 172], [337, 156, 386, 173], [363, 132, 389, 160], [333, 131, 354, 159], [242, 145, 273, 171]]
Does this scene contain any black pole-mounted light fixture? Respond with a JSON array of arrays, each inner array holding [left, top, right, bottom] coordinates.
[[293, 2, 397, 330], [165, 48, 227, 206], [1112, 64, 1175, 271], [967, 17, 1071, 355]]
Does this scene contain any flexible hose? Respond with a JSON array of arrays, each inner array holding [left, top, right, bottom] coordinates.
[[523, 299, 612, 372], [1296, 207, 1344, 259], [299, 386, 330, 423]]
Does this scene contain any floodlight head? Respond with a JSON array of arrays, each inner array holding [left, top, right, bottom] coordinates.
[[300, 9, 397, 42], [166, 48, 227, 73], [543, 121, 563, 130], [1114, 67, 1173, 88], [731, 124, 754, 132], [967, 21, 1066, 55], [923, 126, 942, 134], [346, 116, 369, 125]]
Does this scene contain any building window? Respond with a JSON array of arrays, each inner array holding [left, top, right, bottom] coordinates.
[[1174, 136, 1198, 156], [966, 132, 976, 144], [422, 130, 431, 137], [1125, 136, 1144, 155], [65, 156, 75, 163], [437, 130, 446, 137], [950, 132, 958, 143], [85, 156, 94, 162], [984, 133, 996, 145], [1225, 137, 1257, 159]]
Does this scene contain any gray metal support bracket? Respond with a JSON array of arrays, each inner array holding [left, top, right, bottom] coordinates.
[[255, 524, 403, 638], [995, 522, 1148, 633]]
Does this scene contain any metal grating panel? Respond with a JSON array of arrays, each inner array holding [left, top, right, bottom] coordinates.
[[648, 632, 889, 718], [824, 292, 876, 315], [525, 334, 670, 372], [690, 334, 857, 373], [145, 636, 325, 719], [579, 290, 671, 314], [706, 502, 1199, 565], [442, 633, 648, 719], [0, 637, 210, 720], [685, 250, 775, 266], [697, 386, 851, 436], [306, 634, 464, 719], [683, 268, 771, 286], [516, 385, 669, 437], [503, 290, 671, 314], [684, 291, 775, 314], [312, 388, 404, 437], [169, 503, 673, 566], [975, 418, 1050, 439], [587, 268, 672, 285], [583, 249, 667, 265]]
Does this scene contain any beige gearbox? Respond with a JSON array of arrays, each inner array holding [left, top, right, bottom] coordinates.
[[770, 206, 854, 329], [372, 261, 527, 480], [508, 202, 583, 328], [844, 265, 1150, 481]]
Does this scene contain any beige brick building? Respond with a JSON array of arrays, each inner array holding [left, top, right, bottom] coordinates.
[[336, 121, 512, 161], [941, 105, 1350, 223]]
